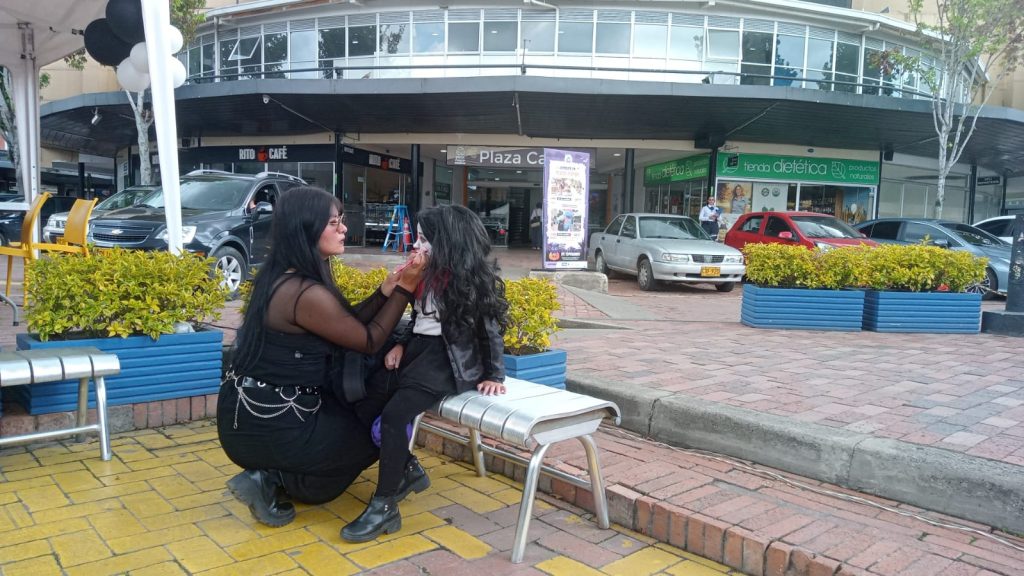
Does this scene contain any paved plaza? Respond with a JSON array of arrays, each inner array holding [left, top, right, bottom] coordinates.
[[1, 248, 1023, 575]]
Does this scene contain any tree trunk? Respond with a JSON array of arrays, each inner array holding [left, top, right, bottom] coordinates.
[[125, 90, 155, 186], [0, 69, 19, 189]]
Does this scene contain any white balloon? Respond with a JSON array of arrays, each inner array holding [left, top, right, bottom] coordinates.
[[117, 58, 150, 92], [169, 57, 187, 88], [167, 26, 184, 53], [129, 42, 149, 74]]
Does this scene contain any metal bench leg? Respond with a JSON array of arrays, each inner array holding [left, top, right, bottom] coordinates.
[[409, 413, 424, 453], [469, 428, 486, 478], [511, 442, 551, 563], [76, 377, 89, 443], [95, 376, 112, 461], [578, 434, 609, 529]]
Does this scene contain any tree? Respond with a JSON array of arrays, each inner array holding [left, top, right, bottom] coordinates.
[[879, 0, 1024, 218], [132, 0, 206, 185]]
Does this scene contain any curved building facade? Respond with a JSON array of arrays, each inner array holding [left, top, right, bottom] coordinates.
[[34, 0, 1024, 247]]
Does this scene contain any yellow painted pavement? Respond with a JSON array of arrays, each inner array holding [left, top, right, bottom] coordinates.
[[0, 419, 740, 575]]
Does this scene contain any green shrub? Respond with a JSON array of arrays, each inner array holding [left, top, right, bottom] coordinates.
[[25, 248, 228, 341], [862, 244, 985, 292], [503, 277, 560, 356], [742, 242, 986, 292], [330, 258, 389, 302]]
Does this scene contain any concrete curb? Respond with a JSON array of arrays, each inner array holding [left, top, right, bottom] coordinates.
[[567, 375, 1024, 535]]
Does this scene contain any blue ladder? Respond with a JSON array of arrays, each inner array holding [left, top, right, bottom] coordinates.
[[382, 204, 412, 252]]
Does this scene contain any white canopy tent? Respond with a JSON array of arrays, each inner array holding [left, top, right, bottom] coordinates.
[[0, 0, 183, 253]]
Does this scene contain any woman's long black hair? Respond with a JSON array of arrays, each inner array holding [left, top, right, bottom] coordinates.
[[417, 204, 508, 334], [232, 186, 348, 372]]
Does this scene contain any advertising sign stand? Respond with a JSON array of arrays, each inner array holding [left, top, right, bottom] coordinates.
[[541, 149, 591, 270]]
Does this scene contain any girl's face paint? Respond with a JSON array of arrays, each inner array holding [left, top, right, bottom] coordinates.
[[413, 224, 432, 255]]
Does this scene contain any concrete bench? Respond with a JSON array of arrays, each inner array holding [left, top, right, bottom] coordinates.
[[410, 377, 621, 563], [0, 347, 120, 460]]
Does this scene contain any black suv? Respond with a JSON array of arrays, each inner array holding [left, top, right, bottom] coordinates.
[[88, 171, 305, 291]]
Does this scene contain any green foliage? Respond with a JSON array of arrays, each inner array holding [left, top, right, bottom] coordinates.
[[742, 243, 818, 288], [330, 258, 389, 302], [25, 248, 228, 341], [239, 258, 390, 314], [742, 243, 986, 292], [503, 277, 561, 356], [861, 244, 986, 292], [171, 0, 208, 45]]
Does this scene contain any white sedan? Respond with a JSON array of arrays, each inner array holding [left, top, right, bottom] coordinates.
[[589, 213, 745, 292]]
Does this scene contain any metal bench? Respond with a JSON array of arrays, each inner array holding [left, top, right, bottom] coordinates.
[[410, 377, 620, 563], [0, 347, 121, 460]]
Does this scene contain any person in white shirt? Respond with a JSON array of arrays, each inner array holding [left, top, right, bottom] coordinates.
[[699, 197, 722, 240]]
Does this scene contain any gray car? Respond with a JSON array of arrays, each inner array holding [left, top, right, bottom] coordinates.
[[588, 213, 745, 292], [854, 218, 1010, 299], [43, 185, 158, 243]]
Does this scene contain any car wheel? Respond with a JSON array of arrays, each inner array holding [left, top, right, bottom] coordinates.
[[967, 268, 998, 301], [595, 251, 609, 275], [637, 258, 658, 291], [212, 247, 247, 295], [716, 282, 736, 293]]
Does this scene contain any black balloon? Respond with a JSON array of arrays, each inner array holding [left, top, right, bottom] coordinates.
[[106, 0, 146, 46], [84, 19, 133, 67]]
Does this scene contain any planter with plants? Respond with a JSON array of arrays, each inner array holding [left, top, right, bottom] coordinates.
[[12, 248, 228, 414], [860, 245, 985, 333], [741, 243, 869, 331], [274, 264, 565, 388], [741, 243, 987, 333], [503, 276, 564, 388]]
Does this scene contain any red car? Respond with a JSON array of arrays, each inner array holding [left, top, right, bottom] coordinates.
[[724, 211, 879, 251]]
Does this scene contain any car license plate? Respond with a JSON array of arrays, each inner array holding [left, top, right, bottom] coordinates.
[[700, 266, 720, 277]]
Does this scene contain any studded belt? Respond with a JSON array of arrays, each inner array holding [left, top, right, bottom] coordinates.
[[239, 376, 321, 396]]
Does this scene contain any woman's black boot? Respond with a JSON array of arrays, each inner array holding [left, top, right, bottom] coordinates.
[[394, 456, 430, 502], [341, 495, 401, 542], [226, 469, 296, 527]]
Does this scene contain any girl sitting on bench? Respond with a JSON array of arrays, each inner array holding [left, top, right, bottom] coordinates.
[[342, 204, 509, 543]]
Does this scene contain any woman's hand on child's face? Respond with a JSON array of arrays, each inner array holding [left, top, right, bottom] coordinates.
[[397, 250, 427, 291], [476, 380, 506, 396], [384, 345, 404, 370]]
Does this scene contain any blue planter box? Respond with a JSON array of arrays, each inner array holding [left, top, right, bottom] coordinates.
[[504, 349, 566, 389], [9, 330, 223, 415], [863, 291, 981, 333], [741, 284, 865, 331]]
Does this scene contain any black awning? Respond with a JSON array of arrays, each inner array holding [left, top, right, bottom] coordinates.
[[40, 76, 1024, 175]]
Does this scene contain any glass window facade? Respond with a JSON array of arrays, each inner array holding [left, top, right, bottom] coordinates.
[[184, 9, 960, 98]]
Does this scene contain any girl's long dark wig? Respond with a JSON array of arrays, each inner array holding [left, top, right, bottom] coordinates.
[[417, 204, 508, 335], [232, 186, 349, 372]]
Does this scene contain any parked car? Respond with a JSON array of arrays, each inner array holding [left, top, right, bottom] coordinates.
[[724, 211, 879, 252], [88, 171, 305, 292], [43, 185, 159, 243], [972, 215, 1018, 245], [588, 213, 745, 292], [854, 218, 1009, 299], [0, 195, 78, 246]]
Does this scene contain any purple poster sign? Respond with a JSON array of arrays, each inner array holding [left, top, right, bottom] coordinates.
[[542, 148, 590, 269]]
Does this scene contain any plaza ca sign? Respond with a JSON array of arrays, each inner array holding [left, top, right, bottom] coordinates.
[[238, 146, 289, 161]]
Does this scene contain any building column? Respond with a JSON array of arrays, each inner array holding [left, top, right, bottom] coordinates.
[[409, 144, 421, 219], [967, 164, 977, 223], [623, 149, 635, 211], [333, 132, 343, 199]]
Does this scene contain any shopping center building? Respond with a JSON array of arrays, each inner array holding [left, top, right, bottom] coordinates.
[[21, 0, 1024, 247]]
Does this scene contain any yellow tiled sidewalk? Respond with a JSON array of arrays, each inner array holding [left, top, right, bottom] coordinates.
[[0, 420, 740, 575]]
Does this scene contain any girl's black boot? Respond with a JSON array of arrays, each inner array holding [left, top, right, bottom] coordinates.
[[395, 456, 430, 502], [341, 495, 401, 542]]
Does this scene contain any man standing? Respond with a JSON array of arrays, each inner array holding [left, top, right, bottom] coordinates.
[[699, 196, 722, 240]]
